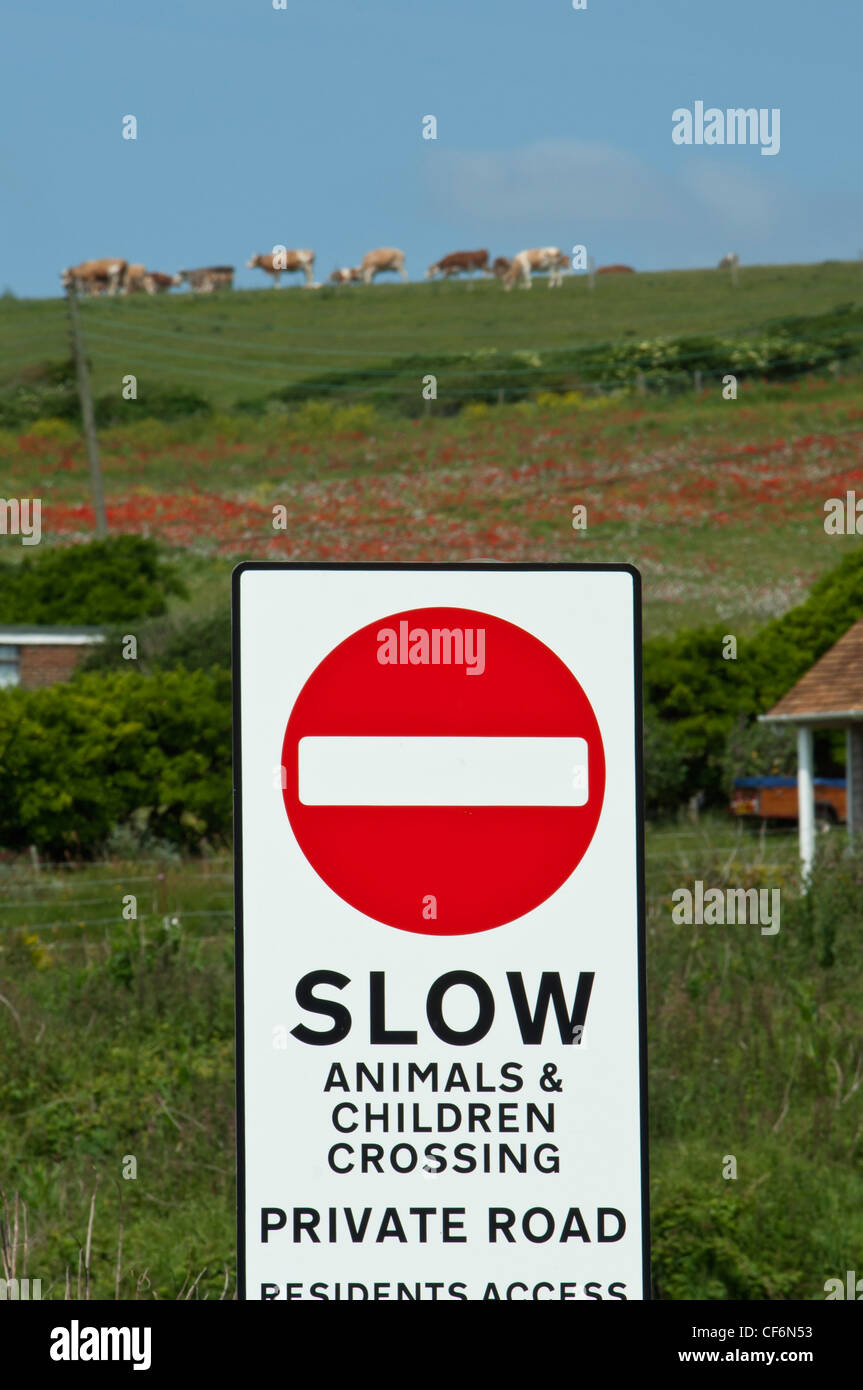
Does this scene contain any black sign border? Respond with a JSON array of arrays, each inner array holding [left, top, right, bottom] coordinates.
[[232, 561, 649, 1302]]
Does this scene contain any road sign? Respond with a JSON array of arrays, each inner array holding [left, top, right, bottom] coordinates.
[[282, 604, 605, 935], [234, 563, 648, 1302]]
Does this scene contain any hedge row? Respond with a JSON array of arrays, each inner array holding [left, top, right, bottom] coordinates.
[[240, 316, 862, 417]]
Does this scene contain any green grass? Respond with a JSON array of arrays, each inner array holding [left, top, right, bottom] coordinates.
[[2, 820, 861, 1298], [1, 259, 862, 404]]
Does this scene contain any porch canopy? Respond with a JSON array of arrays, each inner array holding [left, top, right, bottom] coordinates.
[[759, 615, 863, 876]]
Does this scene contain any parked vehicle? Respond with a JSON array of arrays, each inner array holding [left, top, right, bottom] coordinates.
[[730, 776, 846, 825]]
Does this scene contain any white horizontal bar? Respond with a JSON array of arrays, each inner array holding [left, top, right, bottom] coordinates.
[[298, 736, 588, 807]]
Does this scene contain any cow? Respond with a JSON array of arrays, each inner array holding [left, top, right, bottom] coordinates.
[[143, 271, 182, 294], [329, 266, 363, 285], [178, 266, 234, 293], [502, 247, 567, 290], [597, 264, 635, 275], [360, 247, 408, 284], [124, 263, 149, 294], [61, 258, 128, 297], [247, 249, 315, 287], [426, 249, 490, 280], [718, 253, 739, 270], [491, 256, 512, 280]]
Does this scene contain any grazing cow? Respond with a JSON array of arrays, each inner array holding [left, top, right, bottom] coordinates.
[[718, 253, 739, 270], [426, 249, 490, 280], [329, 266, 363, 285], [247, 250, 315, 287], [360, 247, 408, 284], [124, 263, 149, 294], [61, 258, 128, 297], [597, 264, 635, 275], [502, 247, 567, 290], [143, 271, 182, 294], [491, 256, 512, 280], [178, 266, 235, 293]]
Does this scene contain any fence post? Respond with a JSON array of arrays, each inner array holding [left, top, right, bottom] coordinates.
[[636, 370, 646, 397], [497, 387, 505, 405], [694, 369, 703, 394], [66, 284, 108, 538]]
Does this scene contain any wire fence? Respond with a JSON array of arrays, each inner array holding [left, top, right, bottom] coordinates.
[[0, 823, 807, 945]]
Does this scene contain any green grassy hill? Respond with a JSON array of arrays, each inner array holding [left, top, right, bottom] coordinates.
[[1, 260, 861, 406]]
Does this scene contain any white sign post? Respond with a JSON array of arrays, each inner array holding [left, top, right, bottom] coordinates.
[[234, 563, 648, 1302]]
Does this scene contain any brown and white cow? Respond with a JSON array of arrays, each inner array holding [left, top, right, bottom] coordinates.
[[178, 266, 235, 293], [329, 266, 362, 285], [247, 249, 315, 287], [124, 263, 149, 294], [143, 271, 182, 294], [426, 249, 490, 280], [61, 258, 128, 297], [491, 256, 512, 280], [502, 247, 567, 290], [718, 252, 739, 270], [360, 247, 407, 284]]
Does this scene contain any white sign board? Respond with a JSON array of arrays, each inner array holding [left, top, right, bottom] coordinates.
[[234, 563, 648, 1302]]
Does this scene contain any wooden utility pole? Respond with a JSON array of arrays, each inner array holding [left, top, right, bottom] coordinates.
[[66, 283, 108, 538]]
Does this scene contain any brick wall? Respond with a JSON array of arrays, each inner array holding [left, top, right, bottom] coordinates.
[[18, 643, 91, 690]]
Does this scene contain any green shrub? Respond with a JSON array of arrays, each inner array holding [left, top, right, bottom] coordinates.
[[643, 706, 689, 817], [644, 549, 863, 812], [721, 717, 797, 795], [0, 667, 231, 856], [0, 536, 186, 625], [151, 610, 231, 671], [83, 609, 231, 675], [94, 385, 211, 427]]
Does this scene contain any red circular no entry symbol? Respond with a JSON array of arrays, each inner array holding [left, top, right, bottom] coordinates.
[[282, 606, 605, 935]]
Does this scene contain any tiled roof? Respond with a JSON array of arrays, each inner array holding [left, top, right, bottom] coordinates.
[[764, 616, 863, 720]]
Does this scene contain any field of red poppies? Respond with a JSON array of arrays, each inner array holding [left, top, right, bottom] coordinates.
[[4, 371, 863, 636]]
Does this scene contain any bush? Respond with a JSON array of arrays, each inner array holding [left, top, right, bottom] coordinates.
[[94, 385, 211, 427], [149, 610, 230, 672], [721, 718, 797, 796], [643, 706, 690, 817], [644, 549, 863, 810], [0, 668, 231, 856], [25, 417, 78, 442], [0, 536, 186, 625]]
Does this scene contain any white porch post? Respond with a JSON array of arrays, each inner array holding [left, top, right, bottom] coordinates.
[[797, 724, 815, 881]]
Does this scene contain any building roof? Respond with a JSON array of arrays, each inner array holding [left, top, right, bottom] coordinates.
[[762, 615, 863, 724], [0, 626, 104, 645]]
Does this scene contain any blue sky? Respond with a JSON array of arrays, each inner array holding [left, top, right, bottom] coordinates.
[[2, 0, 860, 298]]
